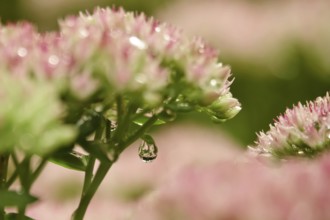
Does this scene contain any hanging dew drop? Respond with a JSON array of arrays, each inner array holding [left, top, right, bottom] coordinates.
[[326, 126, 330, 139], [138, 135, 158, 163]]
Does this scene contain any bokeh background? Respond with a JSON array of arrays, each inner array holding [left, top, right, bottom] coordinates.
[[1, 0, 330, 219]]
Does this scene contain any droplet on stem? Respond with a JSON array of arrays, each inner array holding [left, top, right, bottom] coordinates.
[[138, 135, 158, 163]]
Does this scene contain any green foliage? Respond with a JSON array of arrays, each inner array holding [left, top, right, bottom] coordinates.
[[0, 190, 37, 208], [0, 75, 77, 155]]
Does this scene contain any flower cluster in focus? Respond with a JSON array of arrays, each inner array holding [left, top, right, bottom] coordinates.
[[250, 93, 330, 159], [0, 7, 240, 154], [58, 8, 240, 116]]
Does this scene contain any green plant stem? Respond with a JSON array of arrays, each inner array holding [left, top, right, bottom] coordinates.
[[114, 100, 137, 143], [72, 162, 112, 220], [31, 158, 48, 184], [72, 114, 158, 220], [17, 156, 31, 220], [82, 121, 104, 193], [120, 114, 158, 153], [5, 170, 18, 188], [0, 154, 9, 188], [82, 157, 95, 193], [0, 154, 9, 220]]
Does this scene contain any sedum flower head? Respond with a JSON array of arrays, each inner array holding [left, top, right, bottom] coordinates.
[[0, 72, 76, 155], [0, 7, 240, 154], [0, 8, 240, 117], [57, 8, 240, 116], [250, 93, 330, 158]]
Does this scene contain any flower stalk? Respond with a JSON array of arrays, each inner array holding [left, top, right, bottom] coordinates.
[[0, 154, 9, 220]]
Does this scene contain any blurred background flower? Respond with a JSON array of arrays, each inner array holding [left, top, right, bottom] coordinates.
[[133, 151, 330, 220], [251, 93, 330, 159]]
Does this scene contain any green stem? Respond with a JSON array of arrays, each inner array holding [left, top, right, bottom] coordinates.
[[31, 158, 48, 184], [0, 154, 9, 220], [114, 101, 137, 143], [17, 156, 31, 220], [73, 114, 106, 220], [72, 114, 158, 220], [82, 121, 104, 194], [82, 157, 95, 193], [72, 162, 112, 220], [0, 154, 9, 188], [5, 153, 20, 188], [5, 170, 17, 188], [120, 114, 158, 152]]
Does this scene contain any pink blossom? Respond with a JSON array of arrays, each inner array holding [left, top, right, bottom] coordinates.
[[250, 93, 330, 158], [0, 7, 240, 116], [134, 153, 330, 220], [57, 7, 238, 108]]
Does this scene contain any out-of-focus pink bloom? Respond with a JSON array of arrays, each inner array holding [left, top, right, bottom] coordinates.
[[134, 153, 330, 220], [250, 93, 330, 158], [159, 0, 330, 77]]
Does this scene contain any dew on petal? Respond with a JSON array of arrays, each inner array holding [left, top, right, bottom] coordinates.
[[129, 36, 147, 50], [48, 55, 59, 66], [209, 79, 220, 88], [216, 63, 223, 68], [17, 47, 27, 57], [163, 34, 171, 41], [135, 74, 147, 84], [326, 125, 330, 139], [155, 26, 161, 33], [79, 28, 89, 38]]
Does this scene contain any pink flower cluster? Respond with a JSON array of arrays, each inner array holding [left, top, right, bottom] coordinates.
[[251, 93, 330, 158], [134, 154, 330, 220], [0, 8, 239, 112]]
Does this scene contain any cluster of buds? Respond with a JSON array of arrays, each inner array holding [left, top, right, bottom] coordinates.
[[250, 93, 330, 158], [0, 7, 240, 154], [58, 8, 240, 115]]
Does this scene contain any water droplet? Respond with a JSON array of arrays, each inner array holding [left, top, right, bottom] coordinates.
[[17, 47, 27, 57], [209, 79, 220, 88], [216, 63, 223, 69], [326, 125, 330, 139], [79, 28, 89, 38], [48, 55, 59, 66], [159, 109, 176, 122], [129, 36, 147, 50], [138, 137, 158, 163], [135, 74, 147, 84], [163, 34, 171, 41], [155, 26, 161, 33]]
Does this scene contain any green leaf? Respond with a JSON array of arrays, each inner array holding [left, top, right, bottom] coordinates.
[[77, 110, 102, 140], [5, 213, 35, 220], [50, 150, 88, 171], [133, 115, 165, 126], [79, 141, 111, 163], [0, 190, 37, 208]]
